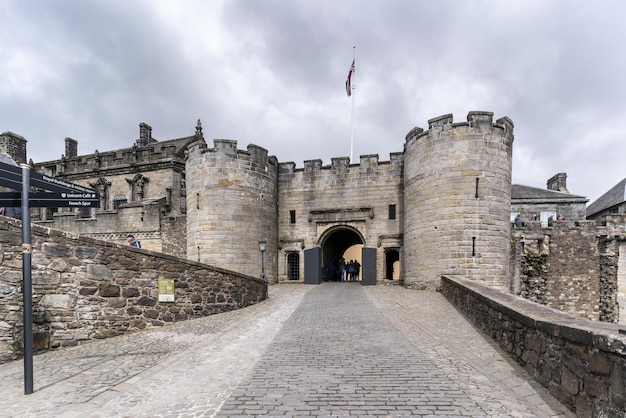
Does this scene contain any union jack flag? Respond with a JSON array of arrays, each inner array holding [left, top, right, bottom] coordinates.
[[346, 59, 355, 97]]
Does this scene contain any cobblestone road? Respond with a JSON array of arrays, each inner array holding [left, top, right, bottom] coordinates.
[[0, 283, 574, 417]]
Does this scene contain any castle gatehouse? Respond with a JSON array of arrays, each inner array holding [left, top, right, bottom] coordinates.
[[2, 111, 513, 290]]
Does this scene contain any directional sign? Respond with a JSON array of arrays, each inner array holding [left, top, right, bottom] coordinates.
[[0, 160, 99, 208], [0, 158, 101, 395], [0, 191, 99, 208]]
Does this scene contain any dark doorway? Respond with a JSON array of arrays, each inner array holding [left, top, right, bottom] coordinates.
[[385, 249, 400, 280], [320, 227, 364, 282], [287, 252, 299, 280]]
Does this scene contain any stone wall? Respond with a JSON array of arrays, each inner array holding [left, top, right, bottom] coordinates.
[[511, 220, 623, 323], [0, 216, 266, 364], [34, 200, 187, 258], [440, 275, 626, 417]]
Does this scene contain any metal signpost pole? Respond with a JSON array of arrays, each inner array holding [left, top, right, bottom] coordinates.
[[20, 163, 34, 395]]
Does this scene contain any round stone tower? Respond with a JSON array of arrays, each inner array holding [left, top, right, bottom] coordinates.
[[186, 129, 278, 283], [403, 111, 514, 289]]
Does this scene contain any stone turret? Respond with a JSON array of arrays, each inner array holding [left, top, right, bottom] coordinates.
[[403, 111, 514, 289], [185, 129, 279, 283]]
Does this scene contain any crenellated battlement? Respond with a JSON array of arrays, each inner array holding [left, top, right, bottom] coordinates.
[[188, 138, 278, 173], [278, 152, 404, 176], [405, 111, 514, 149], [37, 140, 189, 177]]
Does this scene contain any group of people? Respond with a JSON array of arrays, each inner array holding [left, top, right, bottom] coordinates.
[[514, 213, 566, 228], [327, 258, 361, 282]]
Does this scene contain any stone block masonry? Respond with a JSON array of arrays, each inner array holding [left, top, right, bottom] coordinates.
[[0, 216, 266, 364], [441, 275, 626, 417]]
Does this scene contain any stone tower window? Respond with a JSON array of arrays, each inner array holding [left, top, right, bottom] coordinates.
[[388, 204, 396, 220], [290, 210, 296, 224]]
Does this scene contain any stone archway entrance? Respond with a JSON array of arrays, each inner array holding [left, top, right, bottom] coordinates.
[[320, 226, 364, 282], [302, 226, 377, 285]]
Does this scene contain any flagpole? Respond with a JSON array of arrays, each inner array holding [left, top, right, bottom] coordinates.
[[350, 46, 355, 162]]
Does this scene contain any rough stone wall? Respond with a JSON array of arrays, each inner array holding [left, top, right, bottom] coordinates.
[[404, 112, 514, 289], [186, 138, 279, 282], [617, 241, 626, 325], [440, 275, 626, 417], [512, 221, 621, 322], [599, 239, 620, 323], [548, 221, 601, 319], [277, 153, 404, 281], [0, 216, 266, 364], [160, 212, 187, 258]]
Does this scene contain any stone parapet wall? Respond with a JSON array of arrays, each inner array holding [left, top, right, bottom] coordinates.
[[440, 275, 626, 417], [0, 216, 266, 364]]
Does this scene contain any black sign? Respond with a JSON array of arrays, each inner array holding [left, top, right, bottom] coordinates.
[[0, 161, 99, 208], [0, 191, 99, 208]]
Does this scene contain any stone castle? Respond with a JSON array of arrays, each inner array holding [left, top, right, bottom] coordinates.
[[2, 110, 624, 324], [3, 112, 626, 416], [1, 111, 514, 291]]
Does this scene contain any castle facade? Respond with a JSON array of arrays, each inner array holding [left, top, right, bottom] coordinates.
[[1, 111, 515, 290]]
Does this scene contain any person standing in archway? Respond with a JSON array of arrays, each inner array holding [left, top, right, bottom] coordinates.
[[328, 258, 336, 282], [347, 260, 355, 281], [339, 258, 346, 282]]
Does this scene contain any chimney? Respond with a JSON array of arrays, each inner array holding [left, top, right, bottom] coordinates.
[[547, 173, 568, 193], [0, 131, 27, 164], [64, 137, 78, 158], [136, 122, 153, 147]]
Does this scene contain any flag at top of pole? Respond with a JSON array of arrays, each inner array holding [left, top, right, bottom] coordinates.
[[345, 59, 355, 97]]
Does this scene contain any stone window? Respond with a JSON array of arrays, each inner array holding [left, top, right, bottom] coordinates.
[[290, 210, 296, 224], [113, 197, 127, 209], [388, 204, 396, 220], [78, 207, 91, 219], [44, 207, 57, 220]]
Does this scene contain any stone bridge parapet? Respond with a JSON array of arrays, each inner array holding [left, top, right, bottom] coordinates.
[[0, 216, 266, 364], [440, 275, 626, 417]]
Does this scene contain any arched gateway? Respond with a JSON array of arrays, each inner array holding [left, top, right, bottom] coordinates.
[[303, 225, 377, 285]]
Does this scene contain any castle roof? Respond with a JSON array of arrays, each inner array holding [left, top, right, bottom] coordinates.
[[511, 184, 587, 203], [586, 178, 626, 217]]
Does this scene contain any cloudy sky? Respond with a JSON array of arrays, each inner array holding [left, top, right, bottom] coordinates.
[[1, 0, 625, 204]]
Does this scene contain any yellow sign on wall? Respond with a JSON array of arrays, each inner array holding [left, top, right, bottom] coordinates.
[[158, 278, 175, 302]]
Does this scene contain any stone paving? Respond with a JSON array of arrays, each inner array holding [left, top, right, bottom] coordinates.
[[0, 283, 574, 417]]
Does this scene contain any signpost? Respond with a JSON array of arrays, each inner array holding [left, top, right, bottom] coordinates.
[[0, 160, 98, 395]]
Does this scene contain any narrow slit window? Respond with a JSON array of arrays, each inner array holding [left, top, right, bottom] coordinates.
[[388, 204, 396, 220], [290, 210, 296, 224]]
